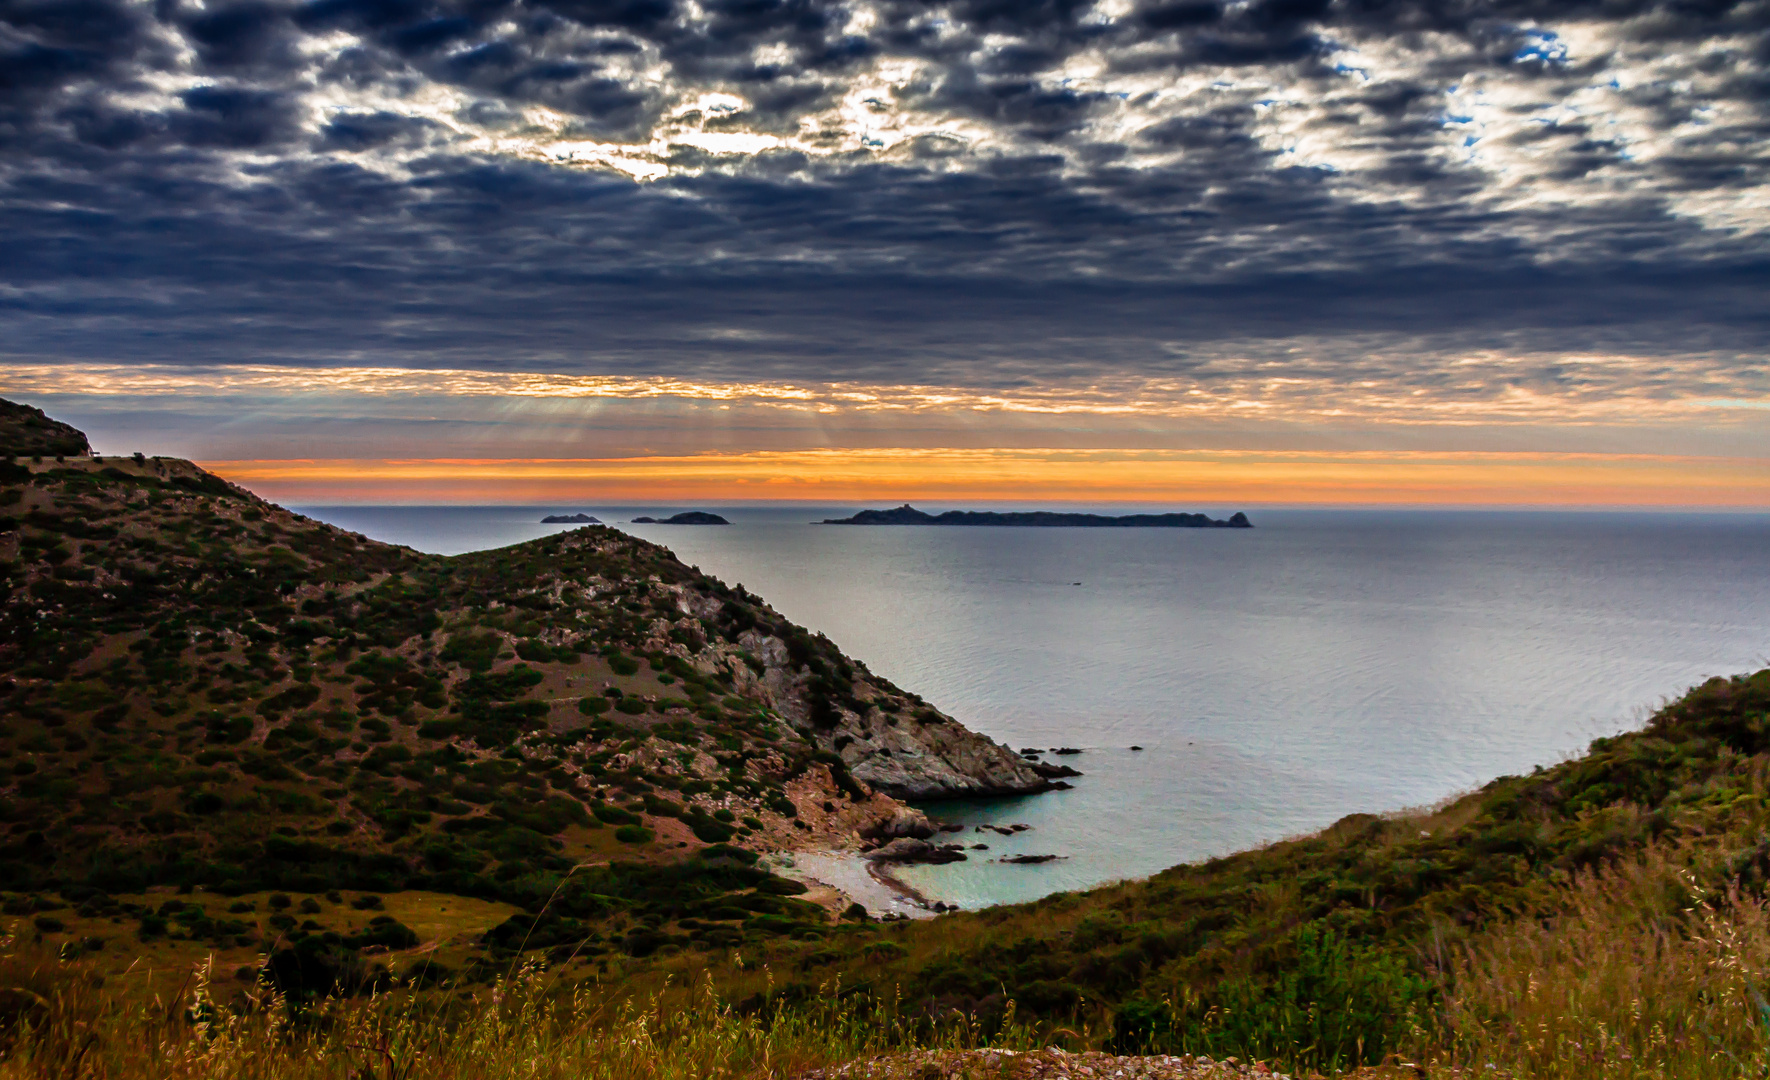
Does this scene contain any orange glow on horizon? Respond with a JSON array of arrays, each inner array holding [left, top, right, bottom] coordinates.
[[198, 448, 1770, 507]]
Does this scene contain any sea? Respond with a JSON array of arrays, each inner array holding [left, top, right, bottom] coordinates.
[[294, 504, 1770, 910]]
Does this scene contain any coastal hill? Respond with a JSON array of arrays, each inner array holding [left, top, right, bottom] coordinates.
[[822, 504, 1252, 527], [0, 400, 1052, 982]]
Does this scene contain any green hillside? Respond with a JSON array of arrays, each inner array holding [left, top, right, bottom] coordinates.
[[0, 404, 1038, 996]]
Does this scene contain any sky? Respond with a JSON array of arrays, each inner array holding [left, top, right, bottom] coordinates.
[[1, 0, 1767, 504]]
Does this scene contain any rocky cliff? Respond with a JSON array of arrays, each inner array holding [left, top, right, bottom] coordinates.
[[638, 571, 1050, 800]]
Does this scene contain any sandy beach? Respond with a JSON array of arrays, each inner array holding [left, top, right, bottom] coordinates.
[[768, 851, 942, 920]]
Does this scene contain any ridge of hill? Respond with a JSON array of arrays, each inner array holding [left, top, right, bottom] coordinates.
[[0, 398, 91, 460], [0, 401, 1059, 986]]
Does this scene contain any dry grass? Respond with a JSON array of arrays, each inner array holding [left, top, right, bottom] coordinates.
[[11, 841, 1770, 1080], [1420, 843, 1770, 1078], [0, 929, 1050, 1080]]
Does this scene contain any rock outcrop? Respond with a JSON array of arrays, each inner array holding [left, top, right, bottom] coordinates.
[[730, 623, 1054, 800], [865, 837, 969, 864], [861, 806, 938, 841], [628, 566, 1050, 800], [841, 714, 1056, 800]]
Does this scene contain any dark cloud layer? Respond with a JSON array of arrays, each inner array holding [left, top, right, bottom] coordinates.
[[1, 0, 1767, 398]]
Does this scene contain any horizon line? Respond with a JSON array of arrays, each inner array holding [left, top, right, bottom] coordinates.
[[194, 448, 1770, 509], [280, 499, 1770, 513]]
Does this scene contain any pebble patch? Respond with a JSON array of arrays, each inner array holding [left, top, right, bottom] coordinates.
[[798, 1048, 1292, 1079]]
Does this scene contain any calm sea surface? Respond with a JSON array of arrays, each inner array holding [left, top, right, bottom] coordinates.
[[295, 505, 1770, 909]]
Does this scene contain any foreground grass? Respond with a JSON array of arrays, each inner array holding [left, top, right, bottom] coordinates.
[[0, 937, 1057, 1080], [7, 838, 1770, 1080], [1431, 843, 1770, 1078]]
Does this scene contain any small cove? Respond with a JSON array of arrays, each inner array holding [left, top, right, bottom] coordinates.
[[298, 504, 1770, 909]]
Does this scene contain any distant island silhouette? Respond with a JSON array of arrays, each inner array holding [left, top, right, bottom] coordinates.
[[540, 512, 600, 523], [820, 504, 1252, 528], [631, 511, 731, 525]]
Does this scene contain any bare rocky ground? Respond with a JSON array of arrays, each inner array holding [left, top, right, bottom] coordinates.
[[800, 1050, 1437, 1080], [798, 1048, 1297, 1079]]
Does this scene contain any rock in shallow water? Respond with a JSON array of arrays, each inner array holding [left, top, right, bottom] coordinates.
[[861, 806, 937, 841], [865, 838, 969, 864]]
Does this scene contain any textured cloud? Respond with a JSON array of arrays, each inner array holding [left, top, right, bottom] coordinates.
[[5, 355, 1766, 423], [1, 0, 1767, 429]]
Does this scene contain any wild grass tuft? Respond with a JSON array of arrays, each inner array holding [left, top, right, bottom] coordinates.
[[1425, 843, 1770, 1078], [0, 931, 1046, 1080]]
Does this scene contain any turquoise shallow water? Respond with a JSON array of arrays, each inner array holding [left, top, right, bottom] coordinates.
[[296, 504, 1770, 909]]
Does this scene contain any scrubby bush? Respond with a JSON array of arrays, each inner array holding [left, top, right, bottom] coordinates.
[[687, 817, 733, 844], [440, 631, 504, 672], [345, 916, 419, 951], [593, 804, 640, 826]]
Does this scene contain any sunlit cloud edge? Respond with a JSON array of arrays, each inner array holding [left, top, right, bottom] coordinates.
[[9, 361, 1767, 425]]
